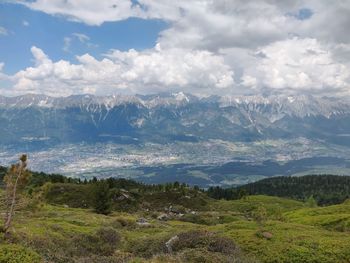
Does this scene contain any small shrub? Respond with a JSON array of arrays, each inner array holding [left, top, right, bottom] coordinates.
[[110, 217, 136, 229], [0, 244, 42, 263], [146, 254, 182, 263], [74, 251, 133, 263], [172, 231, 212, 251], [251, 206, 267, 225], [72, 227, 120, 256], [172, 231, 238, 256], [208, 236, 238, 254], [179, 213, 219, 225], [127, 235, 169, 258], [180, 248, 235, 263], [44, 183, 92, 208]]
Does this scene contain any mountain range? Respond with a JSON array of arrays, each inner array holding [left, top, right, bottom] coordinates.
[[1, 93, 350, 186], [1, 93, 350, 146]]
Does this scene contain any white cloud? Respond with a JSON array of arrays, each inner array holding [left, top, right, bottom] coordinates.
[[157, 1, 297, 51], [0, 26, 8, 35], [21, 0, 147, 26], [22, 20, 29, 26], [9, 45, 234, 96], [63, 33, 95, 52], [9, 1, 350, 96], [72, 33, 89, 43], [17, 1, 350, 50], [241, 38, 349, 94], [63, 37, 71, 52]]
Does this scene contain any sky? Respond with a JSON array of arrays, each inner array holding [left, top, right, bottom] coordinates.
[[0, 0, 349, 97]]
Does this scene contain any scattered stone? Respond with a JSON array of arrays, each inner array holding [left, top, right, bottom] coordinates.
[[165, 235, 179, 253], [262, 231, 273, 240], [117, 193, 130, 201], [136, 218, 148, 223], [157, 213, 170, 221], [169, 206, 181, 214], [136, 218, 151, 226]]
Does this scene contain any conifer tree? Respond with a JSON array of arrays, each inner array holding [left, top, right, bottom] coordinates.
[[93, 180, 111, 215], [306, 195, 317, 208], [1, 154, 31, 237]]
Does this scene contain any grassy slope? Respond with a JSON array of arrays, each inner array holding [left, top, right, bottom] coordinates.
[[3, 195, 350, 263]]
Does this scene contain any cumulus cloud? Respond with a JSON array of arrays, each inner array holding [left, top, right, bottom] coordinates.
[[158, 1, 298, 51], [9, 0, 350, 96], [241, 38, 349, 94], [10, 45, 234, 96], [21, 1, 350, 49], [20, 0, 147, 26]]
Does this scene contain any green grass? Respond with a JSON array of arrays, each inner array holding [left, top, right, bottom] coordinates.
[[0, 244, 42, 263], [3, 195, 350, 262], [210, 195, 305, 220], [285, 200, 350, 231]]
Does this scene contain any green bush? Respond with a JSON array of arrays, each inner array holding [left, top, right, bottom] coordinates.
[[180, 213, 217, 225], [72, 227, 120, 256], [174, 231, 237, 254], [180, 248, 237, 263], [110, 217, 137, 229], [44, 183, 92, 208], [73, 252, 133, 263], [0, 244, 42, 263], [127, 235, 169, 258]]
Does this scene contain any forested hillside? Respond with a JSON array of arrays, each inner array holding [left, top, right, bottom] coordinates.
[[208, 175, 350, 205]]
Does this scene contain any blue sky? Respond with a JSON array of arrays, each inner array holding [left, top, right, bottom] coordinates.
[[0, 3, 166, 74], [0, 1, 349, 97]]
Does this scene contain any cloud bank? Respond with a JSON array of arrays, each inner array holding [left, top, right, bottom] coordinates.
[[3, 0, 350, 96], [8, 45, 233, 96]]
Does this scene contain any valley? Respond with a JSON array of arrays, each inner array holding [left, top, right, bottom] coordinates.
[[1, 138, 350, 187], [2, 93, 350, 186]]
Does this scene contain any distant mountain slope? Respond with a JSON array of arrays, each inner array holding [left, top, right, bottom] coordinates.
[[1, 93, 350, 147]]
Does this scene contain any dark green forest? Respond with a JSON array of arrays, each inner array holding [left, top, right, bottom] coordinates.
[[2, 166, 350, 208], [208, 175, 350, 205]]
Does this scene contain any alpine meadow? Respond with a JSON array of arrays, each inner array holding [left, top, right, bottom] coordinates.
[[1, 1, 350, 263]]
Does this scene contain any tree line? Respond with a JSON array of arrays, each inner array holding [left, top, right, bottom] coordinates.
[[208, 175, 350, 205]]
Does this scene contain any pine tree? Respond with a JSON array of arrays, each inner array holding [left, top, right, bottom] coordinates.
[[93, 180, 111, 215], [306, 195, 317, 208]]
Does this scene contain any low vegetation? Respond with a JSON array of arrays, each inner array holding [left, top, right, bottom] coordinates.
[[0, 162, 350, 262]]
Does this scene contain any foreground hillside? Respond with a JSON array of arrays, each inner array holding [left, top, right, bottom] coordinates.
[[1, 170, 350, 262], [2, 195, 350, 262]]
